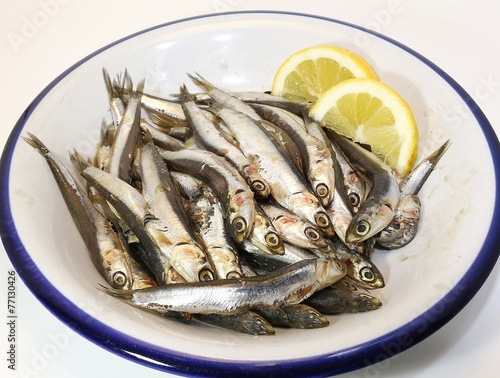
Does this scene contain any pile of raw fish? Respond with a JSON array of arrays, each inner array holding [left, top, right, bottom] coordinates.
[[24, 69, 448, 335]]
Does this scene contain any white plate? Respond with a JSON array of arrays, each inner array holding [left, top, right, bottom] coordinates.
[[1, 11, 499, 377]]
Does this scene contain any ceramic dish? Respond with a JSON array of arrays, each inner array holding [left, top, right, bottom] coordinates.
[[1, 11, 500, 377]]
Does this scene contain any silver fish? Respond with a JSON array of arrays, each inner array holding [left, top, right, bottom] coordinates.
[[326, 238, 385, 290], [305, 278, 382, 314], [71, 151, 173, 285], [107, 79, 144, 182], [377, 194, 421, 249], [159, 148, 255, 243], [255, 304, 329, 329], [24, 133, 133, 290], [330, 133, 399, 243], [377, 141, 449, 249], [141, 92, 188, 128], [247, 203, 285, 255], [241, 241, 318, 273], [139, 133, 215, 283], [325, 130, 370, 213], [252, 104, 336, 206], [188, 73, 262, 120], [140, 117, 185, 151], [260, 202, 332, 253], [185, 90, 312, 116], [193, 311, 275, 335], [171, 172, 244, 279], [179, 85, 270, 198], [100, 257, 346, 315], [212, 105, 334, 236]]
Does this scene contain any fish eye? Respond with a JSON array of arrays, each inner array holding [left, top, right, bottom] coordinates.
[[112, 271, 128, 288], [265, 232, 281, 247], [199, 269, 214, 281], [355, 220, 371, 236], [349, 192, 361, 207], [359, 267, 375, 282], [252, 180, 266, 193], [232, 217, 246, 233], [315, 212, 331, 228], [226, 271, 242, 279], [315, 183, 329, 198], [305, 227, 320, 241]]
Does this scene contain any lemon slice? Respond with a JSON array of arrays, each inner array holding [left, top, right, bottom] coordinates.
[[309, 78, 418, 176], [271, 45, 379, 102]]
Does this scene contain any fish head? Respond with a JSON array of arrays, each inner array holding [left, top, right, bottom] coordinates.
[[103, 248, 134, 290], [346, 255, 385, 290], [228, 189, 255, 242], [346, 202, 394, 243]]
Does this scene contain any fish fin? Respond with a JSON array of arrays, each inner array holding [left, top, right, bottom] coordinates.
[[22, 132, 51, 156], [96, 284, 134, 300], [69, 150, 92, 173], [187, 72, 213, 92]]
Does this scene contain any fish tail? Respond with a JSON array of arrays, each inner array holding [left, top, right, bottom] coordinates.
[[69, 149, 92, 173], [22, 132, 51, 156], [97, 284, 134, 300], [178, 84, 194, 104], [187, 72, 213, 92], [428, 139, 451, 167], [102, 68, 116, 100]]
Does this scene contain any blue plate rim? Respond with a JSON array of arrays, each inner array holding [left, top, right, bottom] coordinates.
[[1, 10, 500, 378]]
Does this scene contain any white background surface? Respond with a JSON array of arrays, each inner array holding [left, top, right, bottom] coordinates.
[[1, 1, 499, 377]]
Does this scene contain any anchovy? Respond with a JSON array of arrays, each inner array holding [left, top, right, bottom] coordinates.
[[327, 238, 385, 290], [185, 90, 312, 116], [141, 92, 188, 128], [325, 130, 369, 213], [329, 132, 399, 243], [245, 202, 285, 255], [377, 194, 421, 249], [171, 172, 244, 279], [260, 202, 332, 253], [377, 141, 449, 249], [179, 85, 270, 198], [241, 241, 318, 273], [23, 133, 134, 290], [159, 148, 255, 243], [140, 117, 185, 151], [305, 279, 382, 314], [238, 258, 329, 329], [139, 133, 215, 282], [252, 104, 336, 206], [189, 73, 262, 120], [100, 257, 346, 314], [71, 151, 174, 285], [256, 304, 329, 329], [211, 105, 334, 236], [194, 312, 275, 335], [107, 79, 144, 182]]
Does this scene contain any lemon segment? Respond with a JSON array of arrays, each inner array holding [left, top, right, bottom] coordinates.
[[271, 45, 379, 103], [309, 78, 418, 176]]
